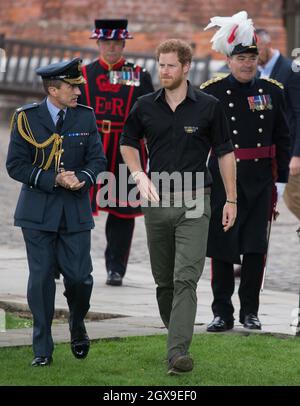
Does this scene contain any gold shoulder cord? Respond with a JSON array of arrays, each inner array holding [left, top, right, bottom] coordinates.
[[17, 111, 63, 172], [9, 111, 16, 131]]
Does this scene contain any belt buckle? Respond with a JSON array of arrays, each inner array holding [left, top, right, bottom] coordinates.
[[102, 120, 111, 134]]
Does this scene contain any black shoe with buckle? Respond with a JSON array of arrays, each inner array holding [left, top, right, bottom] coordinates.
[[31, 356, 53, 367], [167, 353, 194, 376], [243, 314, 262, 330], [106, 270, 123, 286], [206, 316, 234, 332]]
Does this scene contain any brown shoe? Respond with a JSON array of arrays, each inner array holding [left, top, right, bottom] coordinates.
[[167, 353, 194, 376]]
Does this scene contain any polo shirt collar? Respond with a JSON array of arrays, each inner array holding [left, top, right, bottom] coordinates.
[[154, 81, 196, 102]]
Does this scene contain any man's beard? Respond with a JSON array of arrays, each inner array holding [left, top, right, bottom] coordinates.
[[161, 76, 183, 90]]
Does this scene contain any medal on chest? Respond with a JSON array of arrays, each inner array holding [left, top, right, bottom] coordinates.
[[109, 67, 141, 86], [247, 94, 273, 111]]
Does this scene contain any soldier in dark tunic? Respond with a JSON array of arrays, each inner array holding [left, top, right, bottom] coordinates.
[[202, 11, 290, 331], [79, 19, 154, 286]]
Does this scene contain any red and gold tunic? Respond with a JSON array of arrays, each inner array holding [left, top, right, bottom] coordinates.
[[80, 57, 154, 218]]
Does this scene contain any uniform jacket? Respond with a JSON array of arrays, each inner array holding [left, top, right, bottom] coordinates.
[[268, 54, 300, 157], [201, 74, 290, 262], [6, 99, 107, 232], [79, 57, 154, 218], [216, 57, 300, 156]]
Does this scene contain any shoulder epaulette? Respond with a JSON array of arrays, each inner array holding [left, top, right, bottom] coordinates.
[[76, 103, 93, 110], [261, 77, 284, 90], [16, 102, 39, 113], [200, 76, 224, 90]]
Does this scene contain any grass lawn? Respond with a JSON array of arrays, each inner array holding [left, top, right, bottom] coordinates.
[[1, 333, 300, 386], [5, 313, 33, 329], [4, 312, 64, 330]]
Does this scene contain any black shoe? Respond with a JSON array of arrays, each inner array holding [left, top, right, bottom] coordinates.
[[206, 316, 234, 332], [106, 271, 123, 286], [167, 353, 194, 376], [31, 356, 53, 367], [71, 334, 90, 359], [243, 314, 262, 330]]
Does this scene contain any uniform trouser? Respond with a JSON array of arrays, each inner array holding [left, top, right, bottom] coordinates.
[[143, 194, 210, 360], [22, 228, 93, 357], [211, 253, 265, 322], [105, 213, 135, 277]]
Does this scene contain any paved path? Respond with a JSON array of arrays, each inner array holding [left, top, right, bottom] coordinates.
[[0, 245, 299, 348]]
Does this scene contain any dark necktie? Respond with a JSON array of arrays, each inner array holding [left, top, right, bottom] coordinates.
[[56, 110, 65, 134]]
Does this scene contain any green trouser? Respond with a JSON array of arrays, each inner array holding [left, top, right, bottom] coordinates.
[[142, 193, 211, 361]]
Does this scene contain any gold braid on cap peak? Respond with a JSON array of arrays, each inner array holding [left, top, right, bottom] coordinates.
[[17, 111, 63, 172], [63, 76, 87, 85]]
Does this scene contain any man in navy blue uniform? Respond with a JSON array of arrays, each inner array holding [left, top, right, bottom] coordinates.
[[202, 12, 290, 331], [6, 58, 107, 366], [79, 19, 154, 286]]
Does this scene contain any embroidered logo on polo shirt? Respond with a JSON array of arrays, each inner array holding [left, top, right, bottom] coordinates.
[[184, 126, 199, 134]]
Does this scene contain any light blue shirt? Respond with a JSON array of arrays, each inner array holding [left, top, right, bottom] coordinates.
[[46, 98, 67, 127], [258, 49, 280, 78]]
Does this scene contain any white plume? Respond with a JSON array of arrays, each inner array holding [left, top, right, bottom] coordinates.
[[204, 11, 255, 56]]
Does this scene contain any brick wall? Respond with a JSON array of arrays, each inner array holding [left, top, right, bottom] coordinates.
[[0, 0, 287, 58]]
